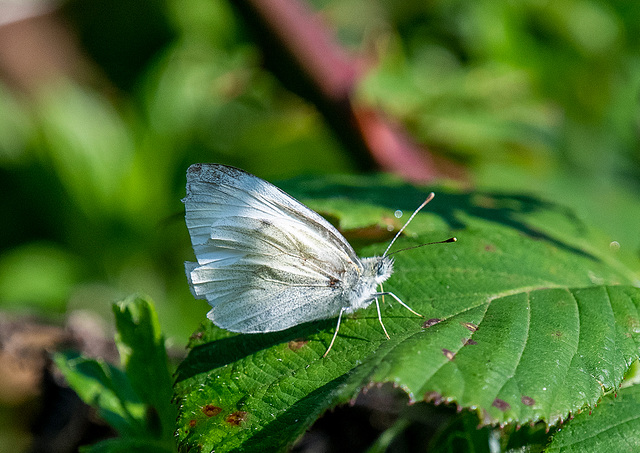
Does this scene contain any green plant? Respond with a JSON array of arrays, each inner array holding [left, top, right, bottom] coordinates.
[[55, 296, 177, 453]]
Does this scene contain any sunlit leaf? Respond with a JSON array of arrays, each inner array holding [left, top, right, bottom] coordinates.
[[174, 179, 640, 452]]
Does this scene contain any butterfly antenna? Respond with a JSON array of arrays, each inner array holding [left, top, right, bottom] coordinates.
[[387, 237, 457, 257], [383, 193, 435, 257]]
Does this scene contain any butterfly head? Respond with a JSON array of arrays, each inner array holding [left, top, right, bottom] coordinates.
[[361, 256, 394, 284]]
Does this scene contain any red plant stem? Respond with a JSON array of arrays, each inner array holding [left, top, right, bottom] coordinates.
[[235, 0, 454, 182]]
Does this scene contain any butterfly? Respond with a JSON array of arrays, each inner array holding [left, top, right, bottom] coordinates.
[[183, 163, 454, 356]]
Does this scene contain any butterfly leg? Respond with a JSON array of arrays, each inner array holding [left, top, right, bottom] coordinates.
[[379, 283, 392, 307], [375, 297, 391, 340], [379, 292, 424, 317], [323, 307, 347, 358]]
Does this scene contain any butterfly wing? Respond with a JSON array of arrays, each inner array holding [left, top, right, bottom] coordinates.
[[184, 164, 361, 333]]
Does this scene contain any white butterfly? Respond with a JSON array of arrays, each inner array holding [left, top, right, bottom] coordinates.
[[183, 164, 452, 356]]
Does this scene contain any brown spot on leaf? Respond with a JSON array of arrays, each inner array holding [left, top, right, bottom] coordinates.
[[626, 315, 640, 332], [288, 339, 308, 350], [190, 331, 204, 341], [423, 318, 441, 328], [424, 391, 444, 405], [202, 404, 222, 417], [463, 338, 477, 346], [521, 396, 535, 406], [553, 331, 563, 338], [475, 195, 497, 209], [481, 409, 492, 425], [484, 244, 496, 252], [189, 419, 197, 428], [492, 398, 510, 412], [341, 224, 396, 245], [461, 322, 478, 332], [442, 349, 455, 361], [226, 411, 248, 426]]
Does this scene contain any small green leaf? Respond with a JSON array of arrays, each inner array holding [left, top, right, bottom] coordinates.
[[55, 296, 176, 450], [174, 181, 640, 452], [79, 436, 174, 453], [53, 352, 146, 436], [113, 295, 176, 440]]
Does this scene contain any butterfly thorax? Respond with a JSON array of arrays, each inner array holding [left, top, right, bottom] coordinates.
[[343, 256, 394, 312]]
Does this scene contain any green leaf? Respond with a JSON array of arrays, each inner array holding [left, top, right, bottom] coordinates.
[[79, 437, 174, 453], [53, 352, 146, 436], [55, 296, 176, 450], [113, 295, 176, 440], [174, 180, 640, 452], [545, 383, 640, 452]]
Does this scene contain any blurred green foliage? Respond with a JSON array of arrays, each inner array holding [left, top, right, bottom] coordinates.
[[1, 0, 639, 346], [358, 0, 640, 249]]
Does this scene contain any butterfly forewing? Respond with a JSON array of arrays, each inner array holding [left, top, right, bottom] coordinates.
[[184, 164, 363, 332], [185, 164, 356, 257]]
